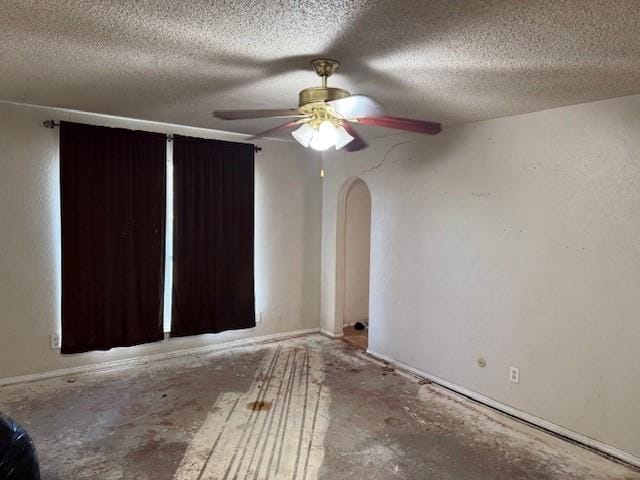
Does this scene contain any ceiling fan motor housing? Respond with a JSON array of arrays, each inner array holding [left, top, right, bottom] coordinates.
[[298, 86, 350, 110], [299, 58, 351, 113]]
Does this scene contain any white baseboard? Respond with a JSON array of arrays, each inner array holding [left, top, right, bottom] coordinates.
[[366, 349, 640, 469], [320, 328, 343, 338], [0, 328, 320, 387]]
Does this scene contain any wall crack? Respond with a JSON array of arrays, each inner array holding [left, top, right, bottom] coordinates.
[[361, 140, 413, 174]]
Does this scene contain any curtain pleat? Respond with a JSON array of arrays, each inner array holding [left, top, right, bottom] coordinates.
[[171, 135, 255, 337], [60, 122, 166, 353]]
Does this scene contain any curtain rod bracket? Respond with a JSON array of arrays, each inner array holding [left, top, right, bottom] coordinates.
[[254, 146, 262, 153]]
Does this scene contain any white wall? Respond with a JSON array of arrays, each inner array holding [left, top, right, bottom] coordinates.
[[0, 101, 322, 378], [320, 94, 640, 459], [343, 179, 371, 326]]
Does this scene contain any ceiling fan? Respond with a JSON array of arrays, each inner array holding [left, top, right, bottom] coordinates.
[[213, 59, 442, 152]]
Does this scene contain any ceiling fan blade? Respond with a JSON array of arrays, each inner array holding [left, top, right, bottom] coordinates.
[[342, 123, 368, 152], [328, 95, 385, 119], [247, 120, 305, 140], [213, 108, 303, 120], [357, 116, 442, 135]]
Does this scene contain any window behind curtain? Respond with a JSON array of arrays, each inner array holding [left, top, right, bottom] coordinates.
[[60, 122, 166, 353], [171, 135, 255, 337]]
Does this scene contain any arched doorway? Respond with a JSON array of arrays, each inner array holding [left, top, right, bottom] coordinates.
[[335, 177, 371, 350]]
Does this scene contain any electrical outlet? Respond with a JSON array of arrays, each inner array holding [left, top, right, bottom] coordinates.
[[50, 333, 61, 350], [509, 366, 520, 384], [255, 311, 262, 323]]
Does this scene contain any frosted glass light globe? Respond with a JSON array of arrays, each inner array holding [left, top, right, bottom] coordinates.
[[334, 125, 354, 150], [291, 123, 315, 147], [309, 121, 337, 151]]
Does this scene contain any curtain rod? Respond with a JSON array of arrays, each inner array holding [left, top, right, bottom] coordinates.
[[43, 120, 262, 153]]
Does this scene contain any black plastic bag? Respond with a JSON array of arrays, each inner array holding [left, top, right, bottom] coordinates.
[[0, 413, 40, 480]]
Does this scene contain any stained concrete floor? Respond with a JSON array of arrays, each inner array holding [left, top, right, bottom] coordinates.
[[1, 335, 638, 480]]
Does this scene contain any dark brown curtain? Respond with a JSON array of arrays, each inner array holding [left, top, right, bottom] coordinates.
[[60, 122, 166, 354], [171, 135, 255, 337]]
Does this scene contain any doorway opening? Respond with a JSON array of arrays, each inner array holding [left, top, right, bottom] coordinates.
[[335, 177, 371, 350]]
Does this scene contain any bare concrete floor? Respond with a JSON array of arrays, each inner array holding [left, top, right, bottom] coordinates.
[[342, 325, 368, 350], [1, 335, 638, 479]]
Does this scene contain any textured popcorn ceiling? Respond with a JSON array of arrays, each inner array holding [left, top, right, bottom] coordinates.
[[2, 0, 639, 137]]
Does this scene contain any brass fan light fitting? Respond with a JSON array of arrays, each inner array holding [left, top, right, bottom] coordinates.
[[292, 59, 361, 151], [298, 59, 350, 124]]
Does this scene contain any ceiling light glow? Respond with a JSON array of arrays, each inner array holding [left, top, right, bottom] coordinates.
[[291, 119, 354, 151], [309, 121, 337, 151]]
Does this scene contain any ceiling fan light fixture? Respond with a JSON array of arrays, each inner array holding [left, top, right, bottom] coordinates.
[[214, 58, 442, 153], [309, 120, 337, 151], [291, 122, 315, 147], [334, 125, 354, 150]]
